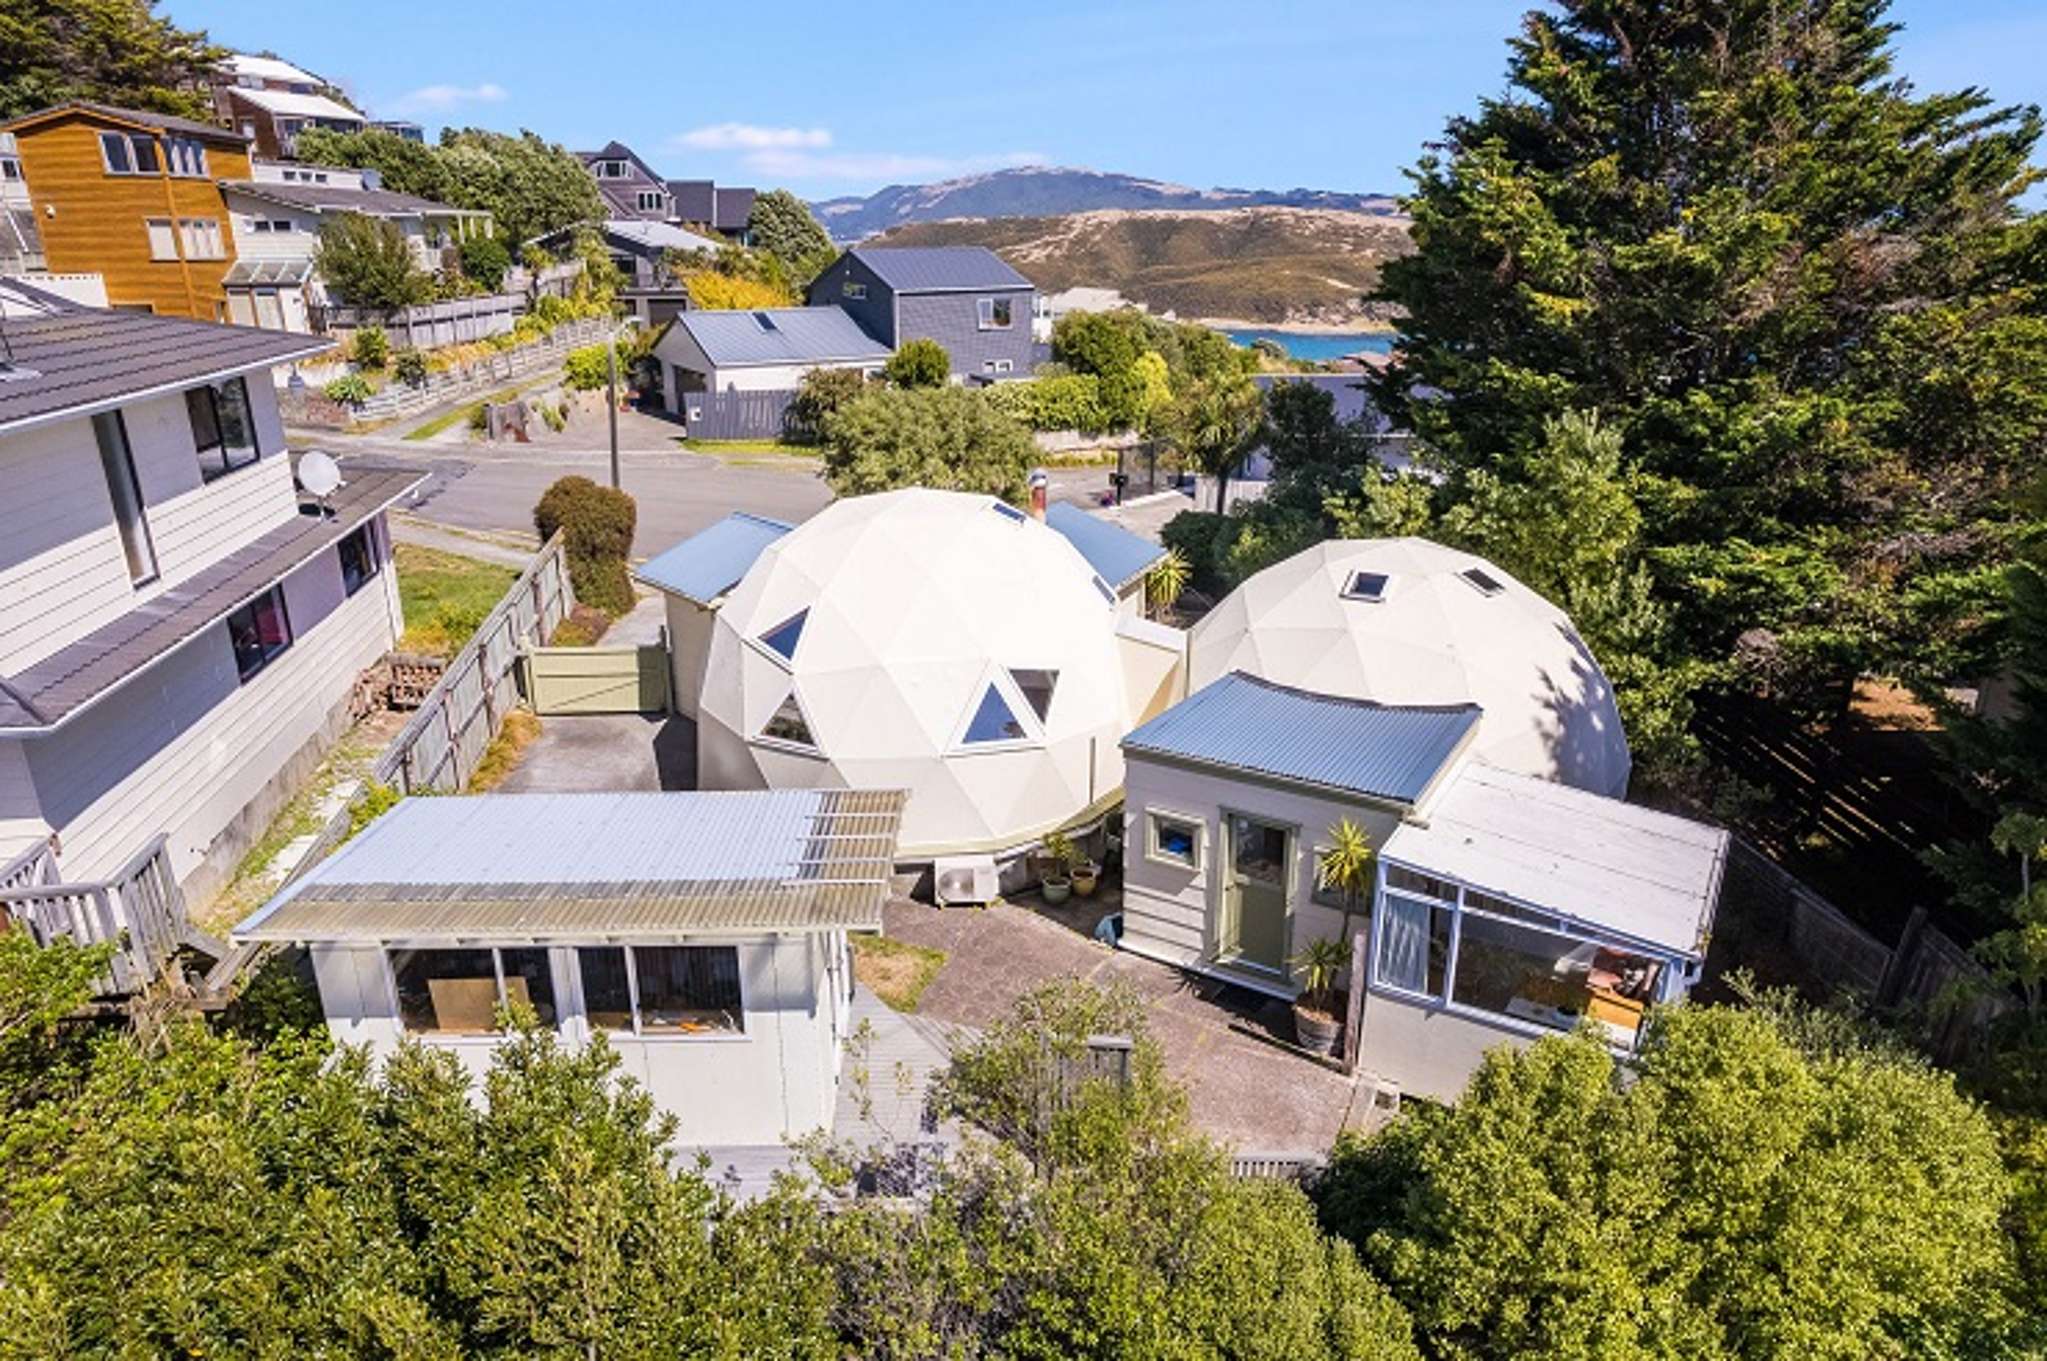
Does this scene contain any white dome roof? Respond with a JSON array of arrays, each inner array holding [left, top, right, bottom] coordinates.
[[698, 489, 1132, 853], [1190, 538, 1630, 796]]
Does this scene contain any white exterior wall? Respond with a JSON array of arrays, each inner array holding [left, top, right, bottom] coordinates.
[[309, 930, 849, 1147], [1118, 753, 1404, 990], [19, 519, 403, 884], [0, 740, 48, 863], [0, 379, 293, 675], [223, 199, 323, 263], [664, 595, 717, 721]]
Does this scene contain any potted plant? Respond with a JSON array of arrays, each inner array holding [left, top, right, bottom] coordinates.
[[1072, 851, 1100, 898], [1040, 831, 1076, 905], [1289, 935, 1348, 1057]]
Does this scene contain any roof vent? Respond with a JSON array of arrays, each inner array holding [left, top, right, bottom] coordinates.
[[1460, 566, 1505, 597], [1342, 570, 1389, 603], [751, 311, 778, 332], [0, 361, 40, 383]]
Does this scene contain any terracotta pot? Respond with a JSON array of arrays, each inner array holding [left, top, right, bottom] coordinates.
[[1293, 1004, 1341, 1057], [1072, 862, 1100, 897]]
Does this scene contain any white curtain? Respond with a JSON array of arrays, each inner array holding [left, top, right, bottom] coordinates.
[[1376, 893, 1435, 994]]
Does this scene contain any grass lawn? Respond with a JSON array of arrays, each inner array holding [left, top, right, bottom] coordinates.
[[851, 933, 948, 1013], [402, 383, 537, 442], [395, 542, 518, 654], [680, 438, 819, 458]]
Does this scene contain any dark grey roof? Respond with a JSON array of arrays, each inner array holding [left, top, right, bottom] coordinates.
[[1121, 671, 1480, 806], [670, 307, 891, 368], [668, 179, 715, 223], [714, 186, 756, 231], [848, 246, 1033, 293], [2, 100, 247, 145], [221, 180, 478, 217], [235, 788, 908, 942], [0, 299, 333, 434], [0, 468, 422, 731]]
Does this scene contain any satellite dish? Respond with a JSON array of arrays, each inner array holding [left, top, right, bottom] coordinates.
[[298, 450, 343, 518]]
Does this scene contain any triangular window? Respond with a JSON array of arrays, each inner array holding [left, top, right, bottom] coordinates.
[[962, 684, 1027, 744], [759, 609, 807, 662], [1010, 668, 1058, 724], [760, 690, 817, 749]]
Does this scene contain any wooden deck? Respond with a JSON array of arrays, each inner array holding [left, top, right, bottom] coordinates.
[[0, 835, 224, 998]]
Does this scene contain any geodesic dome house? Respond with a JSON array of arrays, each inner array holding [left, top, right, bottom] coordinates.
[[1188, 538, 1631, 797], [688, 489, 1160, 855]]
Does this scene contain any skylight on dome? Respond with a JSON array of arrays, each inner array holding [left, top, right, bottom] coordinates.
[[991, 501, 1027, 523], [1343, 570, 1389, 602], [1460, 567, 1505, 596], [758, 609, 807, 662]]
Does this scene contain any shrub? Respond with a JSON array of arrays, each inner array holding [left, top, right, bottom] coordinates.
[[348, 325, 389, 370], [1159, 510, 1231, 593], [883, 337, 950, 388], [458, 233, 512, 291], [322, 372, 373, 405], [820, 385, 1035, 502], [564, 342, 628, 392], [314, 214, 429, 309], [786, 366, 869, 444], [985, 373, 1108, 433], [534, 476, 637, 615], [540, 402, 565, 433], [391, 348, 428, 386], [467, 402, 489, 433]]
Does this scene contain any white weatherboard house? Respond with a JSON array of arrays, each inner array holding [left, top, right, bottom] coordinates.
[[234, 789, 907, 1147], [635, 489, 1179, 860], [653, 306, 891, 403], [1119, 538, 1727, 1101], [0, 281, 418, 908]]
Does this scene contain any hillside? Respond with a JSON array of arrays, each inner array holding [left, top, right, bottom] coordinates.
[[814, 166, 1400, 241], [867, 207, 1412, 327]]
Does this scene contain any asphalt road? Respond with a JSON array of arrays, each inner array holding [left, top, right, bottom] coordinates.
[[305, 424, 1135, 559]]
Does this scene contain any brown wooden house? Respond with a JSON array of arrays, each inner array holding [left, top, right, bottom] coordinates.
[[1, 103, 253, 320]]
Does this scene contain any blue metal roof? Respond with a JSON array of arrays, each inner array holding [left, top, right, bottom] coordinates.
[[635, 512, 791, 605], [1044, 501, 1165, 590], [1122, 672, 1480, 805], [849, 246, 1034, 292], [673, 307, 891, 368]]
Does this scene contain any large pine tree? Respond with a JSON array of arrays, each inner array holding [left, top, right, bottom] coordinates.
[[1376, 0, 2047, 708]]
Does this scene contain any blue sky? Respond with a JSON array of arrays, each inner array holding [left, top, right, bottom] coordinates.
[[168, 0, 2046, 202]]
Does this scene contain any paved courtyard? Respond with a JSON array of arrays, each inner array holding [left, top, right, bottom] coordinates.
[[881, 896, 1368, 1155]]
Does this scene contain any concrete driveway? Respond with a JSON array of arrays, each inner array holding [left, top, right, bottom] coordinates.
[[882, 897, 1367, 1156], [494, 712, 696, 794]]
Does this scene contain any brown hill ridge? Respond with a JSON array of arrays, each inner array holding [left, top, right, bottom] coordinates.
[[869, 206, 1412, 328]]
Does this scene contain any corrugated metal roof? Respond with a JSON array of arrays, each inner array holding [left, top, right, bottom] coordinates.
[[234, 789, 907, 942], [674, 307, 890, 368], [0, 302, 333, 433], [222, 86, 363, 122], [602, 219, 720, 254], [634, 512, 792, 605], [0, 468, 422, 731], [1044, 501, 1164, 590], [1122, 671, 1479, 806], [848, 246, 1033, 293], [1383, 764, 1727, 956], [222, 258, 315, 285]]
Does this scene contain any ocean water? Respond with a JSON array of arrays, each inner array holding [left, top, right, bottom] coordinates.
[[1223, 328, 1395, 363]]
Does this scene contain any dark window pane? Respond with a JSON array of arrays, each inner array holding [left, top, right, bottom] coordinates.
[[1011, 668, 1057, 722], [578, 947, 633, 1032], [498, 948, 557, 1027], [100, 132, 131, 173], [186, 385, 221, 451], [391, 948, 499, 1033], [762, 691, 816, 748], [129, 135, 158, 174], [188, 378, 258, 481], [962, 685, 1026, 743], [634, 945, 742, 1034], [1451, 917, 1656, 1042], [338, 526, 377, 596], [227, 587, 292, 681], [759, 609, 806, 661]]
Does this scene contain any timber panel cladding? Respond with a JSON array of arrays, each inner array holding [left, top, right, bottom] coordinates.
[[896, 288, 1035, 378], [13, 114, 250, 318]]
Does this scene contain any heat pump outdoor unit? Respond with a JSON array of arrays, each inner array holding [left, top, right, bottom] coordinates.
[[933, 854, 999, 906]]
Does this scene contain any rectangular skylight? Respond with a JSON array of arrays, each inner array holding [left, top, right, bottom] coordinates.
[[991, 501, 1026, 523], [751, 311, 778, 332], [1460, 567, 1505, 596], [1343, 571, 1389, 602]]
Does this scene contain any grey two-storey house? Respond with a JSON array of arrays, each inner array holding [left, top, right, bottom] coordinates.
[[807, 246, 1036, 382]]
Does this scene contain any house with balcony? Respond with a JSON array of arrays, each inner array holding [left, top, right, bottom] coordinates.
[[219, 161, 494, 331], [0, 102, 253, 320], [574, 141, 757, 242], [210, 53, 366, 161], [0, 280, 421, 991], [807, 246, 1036, 382]]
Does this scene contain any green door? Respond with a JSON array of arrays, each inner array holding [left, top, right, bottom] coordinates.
[[1222, 813, 1291, 973]]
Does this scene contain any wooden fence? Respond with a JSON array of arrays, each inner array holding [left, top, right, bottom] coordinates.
[[314, 292, 525, 349], [375, 532, 574, 794], [680, 388, 797, 441], [0, 835, 192, 996]]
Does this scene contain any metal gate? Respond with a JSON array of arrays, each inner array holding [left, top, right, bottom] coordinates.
[[521, 643, 671, 715]]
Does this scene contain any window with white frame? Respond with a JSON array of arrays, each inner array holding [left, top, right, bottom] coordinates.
[[164, 136, 208, 177], [842, 281, 867, 301], [1, 156, 20, 181], [1370, 865, 1668, 1044], [390, 946, 558, 1033], [636, 189, 665, 212], [185, 375, 259, 480], [576, 945, 743, 1035], [977, 296, 1013, 330], [99, 131, 159, 175], [1146, 811, 1201, 869], [144, 217, 178, 260], [180, 217, 225, 260]]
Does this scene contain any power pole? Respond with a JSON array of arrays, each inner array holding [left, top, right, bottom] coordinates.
[[605, 332, 620, 490]]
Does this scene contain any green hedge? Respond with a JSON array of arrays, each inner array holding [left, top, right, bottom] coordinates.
[[984, 374, 1110, 434], [534, 476, 637, 614]]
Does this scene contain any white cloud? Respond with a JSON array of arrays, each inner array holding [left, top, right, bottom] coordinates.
[[740, 147, 1051, 182], [390, 82, 509, 114], [676, 122, 833, 151]]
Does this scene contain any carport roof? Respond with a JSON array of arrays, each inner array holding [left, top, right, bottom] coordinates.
[[1045, 501, 1165, 590], [1122, 671, 1480, 807], [233, 788, 908, 942], [635, 511, 792, 606]]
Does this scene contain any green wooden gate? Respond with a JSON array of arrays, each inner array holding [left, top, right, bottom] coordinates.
[[521, 644, 671, 715]]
